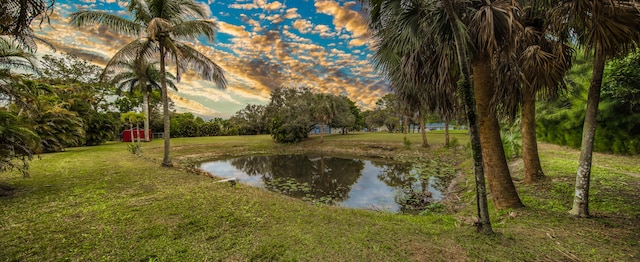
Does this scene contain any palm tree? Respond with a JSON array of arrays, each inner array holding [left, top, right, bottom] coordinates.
[[512, 2, 573, 183], [108, 59, 177, 142], [550, 0, 640, 217], [70, 0, 227, 167], [0, 0, 55, 51]]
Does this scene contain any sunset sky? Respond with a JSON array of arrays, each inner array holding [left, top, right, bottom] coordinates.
[[33, 0, 389, 118]]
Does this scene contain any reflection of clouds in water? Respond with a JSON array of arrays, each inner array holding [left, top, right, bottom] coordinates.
[[340, 162, 398, 211], [200, 160, 264, 186]]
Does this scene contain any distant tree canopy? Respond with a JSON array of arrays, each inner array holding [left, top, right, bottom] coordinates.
[[261, 86, 358, 143]]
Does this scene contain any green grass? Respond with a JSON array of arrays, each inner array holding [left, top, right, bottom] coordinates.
[[1, 133, 639, 261]]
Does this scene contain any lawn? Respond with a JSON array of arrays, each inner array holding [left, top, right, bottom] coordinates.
[[1, 132, 638, 261]]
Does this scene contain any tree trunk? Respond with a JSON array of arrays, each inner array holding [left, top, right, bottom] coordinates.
[[319, 122, 324, 143], [522, 85, 544, 183], [130, 123, 135, 146], [570, 49, 605, 217], [444, 119, 450, 146], [472, 55, 524, 209], [403, 115, 408, 134], [143, 91, 150, 142], [136, 122, 141, 150], [160, 43, 173, 167], [446, 1, 492, 234], [420, 111, 428, 148]]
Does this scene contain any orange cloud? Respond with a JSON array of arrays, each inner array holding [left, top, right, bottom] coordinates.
[[314, 0, 370, 38], [218, 21, 250, 38]]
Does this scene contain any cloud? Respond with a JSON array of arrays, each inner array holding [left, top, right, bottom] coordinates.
[[348, 38, 366, 47], [168, 92, 222, 118], [283, 8, 300, 19], [240, 14, 263, 32], [217, 21, 250, 38], [314, 0, 370, 38], [292, 19, 313, 34], [312, 24, 335, 38], [264, 1, 284, 11], [228, 3, 258, 10]]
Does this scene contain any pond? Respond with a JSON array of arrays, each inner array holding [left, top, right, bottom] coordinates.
[[199, 154, 454, 212]]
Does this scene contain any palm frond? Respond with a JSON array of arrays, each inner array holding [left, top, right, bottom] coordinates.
[[174, 43, 226, 89], [69, 11, 142, 36], [100, 38, 157, 82], [172, 20, 217, 42]]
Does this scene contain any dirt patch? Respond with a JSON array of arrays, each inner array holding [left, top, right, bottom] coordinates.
[[0, 183, 18, 197], [405, 240, 468, 262]]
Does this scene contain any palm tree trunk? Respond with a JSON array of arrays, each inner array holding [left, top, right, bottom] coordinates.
[[420, 111, 428, 148], [446, 1, 492, 234], [570, 49, 605, 217], [159, 43, 173, 167], [522, 85, 544, 183], [143, 91, 150, 142], [472, 55, 523, 210]]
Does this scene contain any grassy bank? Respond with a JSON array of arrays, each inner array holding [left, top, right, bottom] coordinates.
[[1, 132, 638, 261]]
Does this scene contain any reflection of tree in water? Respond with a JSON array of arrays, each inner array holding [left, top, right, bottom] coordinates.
[[375, 159, 457, 213], [229, 155, 364, 204], [229, 156, 272, 176], [374, 161, 416, 189]]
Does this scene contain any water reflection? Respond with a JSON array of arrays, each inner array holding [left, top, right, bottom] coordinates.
[[199, 155, 448, 212]]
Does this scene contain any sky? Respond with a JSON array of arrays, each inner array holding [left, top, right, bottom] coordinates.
[[33, 0, 389, 118]]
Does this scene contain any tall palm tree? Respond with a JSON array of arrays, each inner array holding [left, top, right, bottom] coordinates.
[[108, 59, 177, 142], [512, 2, 573, 183], [70, 0, 227, 167], [551, 0, 640, 217], [465, 0, 524, 210]]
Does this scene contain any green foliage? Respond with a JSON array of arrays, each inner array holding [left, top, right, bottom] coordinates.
[[228, 104, 267, 135], [501, 130, 522, 160], [0, 110, 41, 177], [40, 54, 102, 84], [265, 87, 314, 143], [33, 104, 85, 152], [403, 136, 411, 148], [445, 137, 460, 148], [538, 52, 640, 154], [365, 94, 402, 132]]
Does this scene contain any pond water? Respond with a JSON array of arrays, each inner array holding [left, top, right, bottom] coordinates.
[[199, 154, 451, 212]]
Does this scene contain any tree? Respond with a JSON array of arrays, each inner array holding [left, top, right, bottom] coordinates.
[[229, 104, 267, 135], [312, 93, 334, 142], [265, 86, 315, 143], [0, 110, 40, 177], [551, 0, 640, 217], [0, 0, 54, 51], [70, 0, 227, 167], [493, 1, 573, 183], [109, 59, 177, 141], [330, 96, 356, 134], [38, 54, 116, 146]]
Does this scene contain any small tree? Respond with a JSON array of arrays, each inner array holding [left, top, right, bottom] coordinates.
[[121, 112, 145, 155]]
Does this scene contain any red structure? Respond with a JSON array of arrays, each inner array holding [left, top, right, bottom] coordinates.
[[121, 128, 151, 142]]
